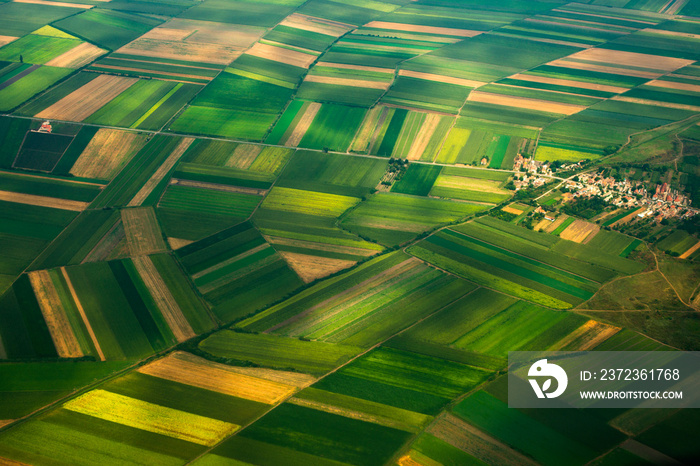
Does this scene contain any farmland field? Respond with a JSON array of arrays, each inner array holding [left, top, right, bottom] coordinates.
[[0, 2, 698, 465]]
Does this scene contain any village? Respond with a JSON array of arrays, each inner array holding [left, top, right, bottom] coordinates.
[[509, 154, 698, 222]]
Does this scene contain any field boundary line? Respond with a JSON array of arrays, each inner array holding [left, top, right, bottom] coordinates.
[[60, 266, 106, 361], [183, 286, 480, 465]]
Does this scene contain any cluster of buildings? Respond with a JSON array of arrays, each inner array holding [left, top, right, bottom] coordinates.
[[564, 174, 697, 221], [512, 155, 552, 189]]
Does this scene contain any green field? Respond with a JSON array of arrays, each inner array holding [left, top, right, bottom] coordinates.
[[176, 221, 303, 322], [54, 9, 163, 50], [276, 150, 386, 197], [0, 66, 72, 112], [199, 331, 361, 375], [299, 104, 367, 152], [342, 193, 486, 247], [391, 164, 441, 196]]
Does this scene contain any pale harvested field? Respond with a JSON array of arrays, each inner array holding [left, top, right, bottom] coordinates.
[[60, 267, 105, 361], [167, 237, 193, 250], [611, 207, 647, 227], [398, 69, 483, 88], [668, 73, 700, 81], [510, 73, 628, 93], [549, 320, 620, 350], [284, 102, 321, 147], [0, 190, 88, 211], [550, 59, 661, 78], [138, 351, 297, 404], [267, 236, 376, 257], [263, 40, 318, 56], [225, 144, 262, 169], [192, 243, 271, 279], [567, 48, 693, 71], [128, 138, 193, 206], [551, 8, 656, 24], [278, 251, 356, 283], [428, 413, 537, 465], [246, 42, 316, 68], [36, 75, 137, 121], [13, 0, 92, 8], [406, 113, 441, 160], [118, 39, 241, 66], [350, 105, 383, 152], [544, 214, 569, 233], [224, 367, 315, 388], [142, 19, 266, 46], [121, 208, 167, 256], [644, 28, 700, 40], [502, 205, 524, 215], [646, 79, 700, 93], [535, 218, 553, 231], [316, 62, 393, 73], [93, 64, 214, 82], [364, 21, 481, 37], [435, 176, 507, 194], [72, 129, 145, 179], [45, 42, 106, 68], [680, 240, 700, 259], [28, 270, 83, 358], [65, 390, 238, 446], [304, 74, 390, 90], [664, 0, 689, 15], [280, 13, 353, 37], [559, 219, 599, 243], [468, 91, 586, 115], [288, 397, 417, 432], [0, 420, 16, 430], [171, 178, 267, 196], [396, 453, 425, 466], [0, 36, 18, 47], [132, 256, 195, 342], [612, 95, 700, 112]]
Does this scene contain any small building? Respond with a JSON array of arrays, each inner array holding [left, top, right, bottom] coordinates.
[[38, 121, 52, 133]]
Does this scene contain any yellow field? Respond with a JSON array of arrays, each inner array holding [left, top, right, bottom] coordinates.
[[246, 42, 317, 68], [468, 90, 587, 116], [549, 320, 621, 351], [28, 271, 83, 358], [64, 390, 238, 446], [501, 204, 524, 215], [284, 103, 321, 147], [32, 26, 78, 39], [36, 75, 137, 121], [544, 214, 569, 233], [225, 144, 262, 169], [222, 366, 316, 388], [279, 13, 353, 37], [351, 106, 384, 153], [45, 42, 106, 68], [304, 75, 390, 90], [0, 190, 89, 211], [560, 219, 599, 243], [406, 113, 442, 160], [261, 187, 360, 217], [167, 237, 193, 250], [398, 70, 484, 88], [121, 208, 167, 256], [138, 352, 297, 404], [364, 21, 480, 37], [279, 251, 356, 283], [536, 145, 596, 163], [680, 240, 700, 259], [433, 175, 507, 194], [70, 129, 146, 180]]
